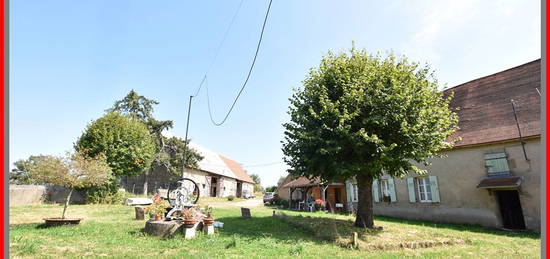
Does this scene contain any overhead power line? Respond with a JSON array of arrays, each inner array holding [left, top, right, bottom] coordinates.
[[192, 0, 245, 98], [206, 0, 273, 126], [242, 161, 284, 168]]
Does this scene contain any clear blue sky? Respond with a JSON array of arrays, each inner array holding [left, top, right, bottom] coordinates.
[[10, 0, 540, 187]]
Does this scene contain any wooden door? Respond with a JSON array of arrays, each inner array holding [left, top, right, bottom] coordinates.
[[496, 190, 526, 229]]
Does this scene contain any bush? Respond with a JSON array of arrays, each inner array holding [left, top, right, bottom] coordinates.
[[276, 199, 289, 208], [86, 180, 129, 204], [227, 195, 235, 201]]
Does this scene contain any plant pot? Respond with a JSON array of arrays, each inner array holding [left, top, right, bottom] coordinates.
[[183, 219, 197, 228], [154, 214, 163, 221], [203, 218, 214, 226], [43, 218, 82, 227]]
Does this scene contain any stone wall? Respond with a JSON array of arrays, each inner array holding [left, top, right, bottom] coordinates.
[[9, 184, 86, 206]]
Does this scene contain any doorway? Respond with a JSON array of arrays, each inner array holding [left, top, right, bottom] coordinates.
[[496, 190, 526, 230], [236, 181, 243, 198], [210, 177, 218, 197], [334, 188, 342, 203]]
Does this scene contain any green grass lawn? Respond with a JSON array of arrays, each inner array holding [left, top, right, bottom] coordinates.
[[9, 204, 540, 259]]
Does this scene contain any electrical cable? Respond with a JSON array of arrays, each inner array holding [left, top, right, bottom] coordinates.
[[242, 161, 283, 168], [192, 0, 245, 98], [206, 0, 273, 126]]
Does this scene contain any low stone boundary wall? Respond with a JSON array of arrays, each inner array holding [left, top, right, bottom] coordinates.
[[9, 184, 86, 206]]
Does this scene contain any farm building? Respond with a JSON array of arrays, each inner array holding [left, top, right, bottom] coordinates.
[[346, 59, 541, 231], [278, 59, 541, 231], [121, 134, 255, 198]]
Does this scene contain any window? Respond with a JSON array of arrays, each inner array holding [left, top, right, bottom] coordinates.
[[416, 177, 432, 202], [484, 152, 510, 176], [350, 184, 359, 202], [380, 179, 390, 199]]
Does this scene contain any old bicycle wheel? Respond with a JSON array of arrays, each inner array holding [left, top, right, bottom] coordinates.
[[167, 178, 200, 207]]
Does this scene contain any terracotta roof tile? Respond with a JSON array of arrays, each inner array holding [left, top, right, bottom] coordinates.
[[282, 177, 321, 188], [445, 60, 541, 147], [219, 155, 255, 183]]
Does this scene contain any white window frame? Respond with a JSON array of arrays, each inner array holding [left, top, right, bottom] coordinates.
[[352, 184, 358, 202], [416, 177, 432, 202], [380, 179, 390, 199]]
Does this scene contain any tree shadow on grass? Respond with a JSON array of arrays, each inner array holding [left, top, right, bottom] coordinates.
[[214, 213, 378, 245], [374, 215, 541, 239], [214, 215, 330, 244]]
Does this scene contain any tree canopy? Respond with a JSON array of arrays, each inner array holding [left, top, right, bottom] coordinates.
[[75, 112, 156, 177], [10, 155, 47, 184], [107, 90, 202, 175], [282, 48, 458, 227], [28, 152, 112, 218], [249, 173, 264, 193]]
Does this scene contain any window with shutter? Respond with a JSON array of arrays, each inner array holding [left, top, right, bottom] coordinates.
[[484, 152, 510, 176], [380, 179, 390, 200], [416, 177, 432, 202]]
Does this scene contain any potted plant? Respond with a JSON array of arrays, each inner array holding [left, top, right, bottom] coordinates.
[[144, 193, 167, 221], [28, 151, 112, 227], [203, 206, 214, 226], [181, 208, 197, 227]]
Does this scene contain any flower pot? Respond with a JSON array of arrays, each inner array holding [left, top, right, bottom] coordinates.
[[183, 219, 197, 228], [203, 218, 214, 226], [43, 218, 82, 227], [154, 214, 163, 221]]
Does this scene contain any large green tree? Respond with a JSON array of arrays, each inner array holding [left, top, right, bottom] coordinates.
[[75, 112, 156, 178], [282, 48, 458, 228], [107, 90, 203, 194]]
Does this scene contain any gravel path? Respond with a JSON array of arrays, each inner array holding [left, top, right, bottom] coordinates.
[[232, 198, 264, 207]]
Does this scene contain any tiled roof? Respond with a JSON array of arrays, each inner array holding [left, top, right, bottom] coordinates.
[[282, 177, 321, 188], [445, 59, 541, 147], [162, 132, 255, 183], [220, 155, 255, 183]]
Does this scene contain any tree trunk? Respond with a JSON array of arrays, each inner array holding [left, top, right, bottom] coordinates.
[[62, 189, 74, 219], [143, 169, 149, 195], [354, 175, 374, 228]]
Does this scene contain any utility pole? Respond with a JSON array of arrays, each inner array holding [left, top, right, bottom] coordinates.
[[182, 95, 193, 178]]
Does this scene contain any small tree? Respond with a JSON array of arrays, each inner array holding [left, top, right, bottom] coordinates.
[[282, 48, 458, 228], [249, 173, 264, 193], [28, 152, 112, 219], [265, 186, 277, 192]]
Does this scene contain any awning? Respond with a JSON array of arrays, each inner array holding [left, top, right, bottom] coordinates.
[[476, 176, 522, 189]]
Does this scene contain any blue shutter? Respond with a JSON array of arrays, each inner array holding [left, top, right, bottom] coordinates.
[[388, 178, 397, 202], [407, 177, 416, 202], [428, 176, 440, 203], [372, 180, 379, 202]]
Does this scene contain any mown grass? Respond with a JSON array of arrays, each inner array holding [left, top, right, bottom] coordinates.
[[9, 204, 540, 259]]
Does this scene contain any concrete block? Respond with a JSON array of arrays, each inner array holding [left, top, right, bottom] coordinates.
[[204, 225, 214, 235]]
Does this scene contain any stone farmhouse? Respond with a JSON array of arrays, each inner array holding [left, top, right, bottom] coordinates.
[[121, 134, 255, 198], [278, 59, 541, 231]]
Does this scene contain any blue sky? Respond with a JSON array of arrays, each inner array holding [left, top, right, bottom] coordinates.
[[10, 0, 540, 187]]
